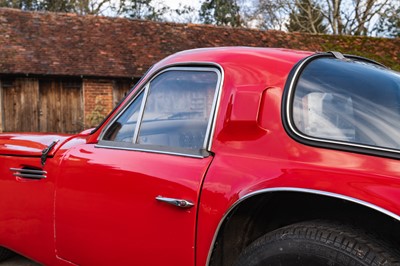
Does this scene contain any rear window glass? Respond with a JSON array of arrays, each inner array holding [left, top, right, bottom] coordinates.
[[292, 57, 400, 151]]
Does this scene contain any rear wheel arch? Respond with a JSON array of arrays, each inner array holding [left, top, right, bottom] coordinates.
[[208, 188, 400, 266]]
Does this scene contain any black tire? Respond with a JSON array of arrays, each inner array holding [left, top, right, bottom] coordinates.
[[0, 247, 14, 262], [234, 221, 400, 266]]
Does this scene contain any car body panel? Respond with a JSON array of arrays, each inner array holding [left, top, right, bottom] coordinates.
[[0, 152, 58, 264], [54, 144, 213, 265], [1, 47, 400, 265]]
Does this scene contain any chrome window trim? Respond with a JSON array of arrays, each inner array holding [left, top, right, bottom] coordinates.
[[206, 186, 400, 265], [284, 54, 400, 155], [206, 65, 224, 151], [98, 63, 223, 156], [95, 143, 207, 159], [132, 83, 150, 143]]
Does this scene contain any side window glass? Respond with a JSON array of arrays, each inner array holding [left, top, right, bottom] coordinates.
[[138, 70, 218, 150], [103, 92, 144, 142], [100, 68, 220, 155]]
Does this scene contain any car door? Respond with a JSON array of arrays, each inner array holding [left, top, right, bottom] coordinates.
[[54, 67, 221, 265]]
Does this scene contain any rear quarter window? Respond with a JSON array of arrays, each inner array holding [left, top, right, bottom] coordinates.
[[285, 55, 400, 156]]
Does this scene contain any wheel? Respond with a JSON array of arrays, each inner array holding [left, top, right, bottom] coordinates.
[[234, 221, 400, 266], [0, 247, 14, 262]]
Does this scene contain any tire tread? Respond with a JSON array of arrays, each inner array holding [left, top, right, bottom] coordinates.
[[234, 220, 400, 266]]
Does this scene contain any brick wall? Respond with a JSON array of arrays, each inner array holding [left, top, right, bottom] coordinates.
[[3, 8, 399, 78], [83, 79, 114, 128]]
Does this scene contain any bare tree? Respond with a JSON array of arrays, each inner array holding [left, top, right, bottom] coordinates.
[[240, 0, 289, 30], [286, 0, 327, 33], [72, 0, 111, 15], [0, 0, 39, 10], [199, 0, 243, 27], [114, 0, 168, 20], [375, 2, 400, 38], [246, 0, 393, 35], [321, 0, 344, 34], [0, 0, 112, 14], [321, 0, 391, 35], [166, 3, 198, 23]]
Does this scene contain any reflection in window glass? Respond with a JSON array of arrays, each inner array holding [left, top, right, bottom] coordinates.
[[103, 93, 144, 142], [292, 58, 400, 150], [138, 70, 218, 150]]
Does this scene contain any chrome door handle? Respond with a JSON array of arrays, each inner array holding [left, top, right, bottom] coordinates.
[[155, 196, 194, 209]]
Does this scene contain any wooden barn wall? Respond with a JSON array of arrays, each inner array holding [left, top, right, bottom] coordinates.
[[0, 77, 133, 133], [39, 79, 84, 134], [0, 78, 84, 133], [1, 78, 39, 132]]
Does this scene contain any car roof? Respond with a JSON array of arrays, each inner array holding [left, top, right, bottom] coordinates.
[[148, 47, 315, 93], [154, 47, 314, 70]]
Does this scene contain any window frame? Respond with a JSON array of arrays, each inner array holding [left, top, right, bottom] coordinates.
[[282, 52, 400, 159], [97, 65, 223, 158]]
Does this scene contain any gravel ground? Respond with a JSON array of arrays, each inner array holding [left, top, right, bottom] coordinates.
[[0, 255, 41, 266]]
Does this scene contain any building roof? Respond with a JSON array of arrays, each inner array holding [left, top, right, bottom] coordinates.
[[0, 8, 399, 79]]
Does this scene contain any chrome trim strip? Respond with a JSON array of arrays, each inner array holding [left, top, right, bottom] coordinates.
[[206, 64, 224, 151], [95, 144, 206, 159], [285, 54, 318, 136], [284, 54, 400, 155], [206, 187, 400, 265], [133, 83, 150, 143]]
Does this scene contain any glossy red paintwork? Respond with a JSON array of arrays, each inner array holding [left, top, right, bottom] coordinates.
[[1, 47, 400, 266], [0, 133, 71, 156], [54, 146, 212, 265]]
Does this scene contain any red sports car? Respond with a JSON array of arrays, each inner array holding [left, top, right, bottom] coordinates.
[[1, 47, 400, 265]]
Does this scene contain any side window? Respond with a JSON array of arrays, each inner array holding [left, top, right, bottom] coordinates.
[[138, 70, 217, 150], [100, 68, 220, 155], [290, 57, 400, 151], [103, 92, 144, 142]]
